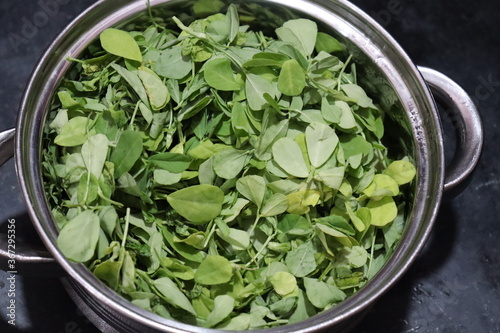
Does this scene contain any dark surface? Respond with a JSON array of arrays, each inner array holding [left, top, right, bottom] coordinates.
[[0, 0, 499, 332]]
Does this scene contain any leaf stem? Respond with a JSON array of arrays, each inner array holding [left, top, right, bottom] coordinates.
[[248, 213, 261, 235], [366, 230, 377, 278], [129, 101, 141, 130], [246, 231, 277, 268], [337, 54, 353, 91], [202, 220, 217, 248], [121, 207, 131, 248], [318, 262, 334, 281], [146, 0, 162, 30]]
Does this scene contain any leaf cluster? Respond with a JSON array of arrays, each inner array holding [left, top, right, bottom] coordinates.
[[42, 2, 416, 330]]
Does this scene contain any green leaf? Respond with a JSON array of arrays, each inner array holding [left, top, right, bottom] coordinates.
[[138, 68, 170, 110], [198, 157, 216, 185], [81, 134, 109, 179], [270, 271, 298, 297], [278, 59, 306, 96], [57, 210, 100, 262], [213, 148, 250, 179], [278, 214, 312, 236], [243, 52, 290, 68], [226, 4, 239, 44], [161, 257, 196, 280], [289, 290, 317, 324], [207, 17, 231, 42], [344, 202, 366, 232], [341, 84, 375, 108], [205, 295, 235, 328], [367, 196, 398, 227], [272, 137, 309, 178], [342, 246, 368, 268], [57, 91, 80, 109], [193, 0, 224, 16], [54, 117, 92, 147], [188, 141, 230, 160], [49, 109, 68, 133], [216, 314, 251, 330], [231, 101, 252, 144], [161, 227, 204, 262], [100, 28, 143, 62], [149, 153, 192, 173], [336, 101, 357, 129], [95, 111, 119, 140], [245, 73, 277, 110], [174, 231, 206, 250], [321, 97, 342, 124], [383, 208, 404, 249], [363, 174, 400, 199], [99, 206, 118, 238], [154, 47, 192, 79], [315, 167, 345, 190], [314, 214, 356, 236], [178, 95, 213, 121], [286, 190, 320, 215], [236, 175, 266, 208], [77, 172, 99, 205], [306, 122, 339, 168], [276, 19, 318, 57], [216, 227, 250, 251], [254, 118, 289, 161], [154, 169, 183, 185], [167, 184, 224, 224], [383, 160, 416, 185], [303, 278, 346, 309], [340, 135, 372, 159], [93, 256, 122, 290], [111, 64, 150, 107], [110, 130, 143, 179], [268, 179, 301, 195], [315, 223, 351, 247], [154, 277, 196, 315], [203, 57, 240, 91], [315, 32, 344, 54], [261, 193, 288, 217], [285, 242, 317, 277], [121, 250, 136, 293], [194, 255, 233, 285]]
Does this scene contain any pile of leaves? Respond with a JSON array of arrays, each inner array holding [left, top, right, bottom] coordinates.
[[42, 2, 416, 330]]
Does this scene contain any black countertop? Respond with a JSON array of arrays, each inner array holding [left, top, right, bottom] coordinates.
[[0, 0, 499, 332]]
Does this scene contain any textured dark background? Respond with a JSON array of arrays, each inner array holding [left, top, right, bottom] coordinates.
[[0, 0, 499, 332]]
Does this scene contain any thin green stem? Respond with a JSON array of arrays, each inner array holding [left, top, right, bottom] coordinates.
[[247, 231, 277, 268], [337, 54, 353, 91], [202, 220, 217, 248], [121, 207, 131, 248], [366, 230, 377, 278], [318, 262, 334, 281], [248, 213, 262, 235], [129, 101, 141, 130]]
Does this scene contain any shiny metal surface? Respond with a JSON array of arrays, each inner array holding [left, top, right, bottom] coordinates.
[[419, 67, 484, 198], [8, 0, 481, 332], [0, 233, 60, 276], [0, 128, 15, 167]]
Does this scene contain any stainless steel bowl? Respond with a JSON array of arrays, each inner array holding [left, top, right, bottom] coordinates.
[[0, 0, 483, 332]]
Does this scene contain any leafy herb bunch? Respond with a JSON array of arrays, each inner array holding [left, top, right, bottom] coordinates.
[[42, 1, 416, 330]]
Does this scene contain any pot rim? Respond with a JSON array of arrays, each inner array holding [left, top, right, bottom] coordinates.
[[15, 0, 444, 332]]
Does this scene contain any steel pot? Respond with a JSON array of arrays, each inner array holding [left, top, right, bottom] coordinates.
[[0, 0, 483, 332]]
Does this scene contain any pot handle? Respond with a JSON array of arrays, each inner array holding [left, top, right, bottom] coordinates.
[[418, 67, 483, 198], [0, 128, 15, 167], [0, 128, 62, 276]]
